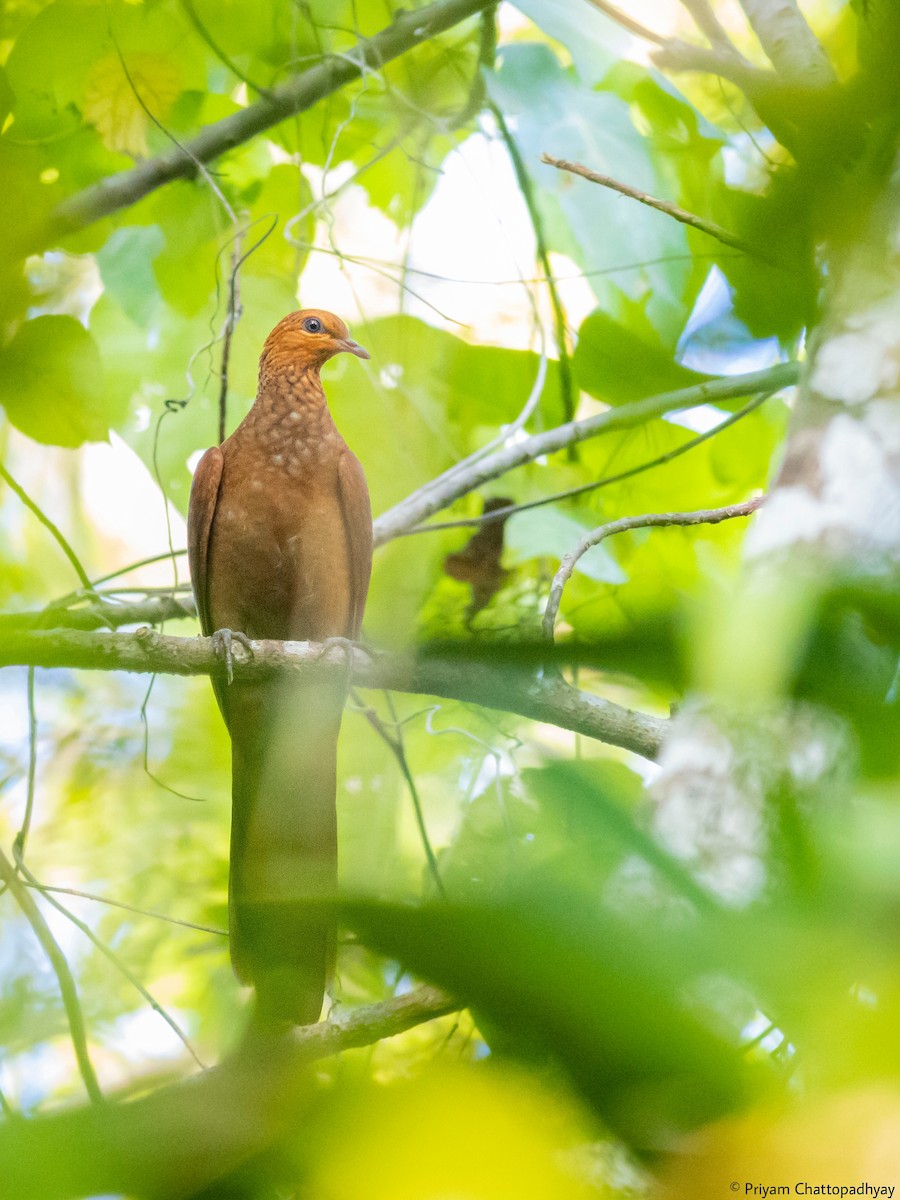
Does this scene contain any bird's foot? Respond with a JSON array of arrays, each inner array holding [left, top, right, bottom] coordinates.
[[314, 636, 372, 692], [315, 636, 378, 663], [211, 628, 254, 684], [314, 635, 357, 662]]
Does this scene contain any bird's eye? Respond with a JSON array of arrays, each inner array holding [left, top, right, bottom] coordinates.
[[303, 317, 322, 333]]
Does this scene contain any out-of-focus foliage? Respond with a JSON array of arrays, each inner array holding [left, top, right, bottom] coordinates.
[[1, 0, 899, 1197]]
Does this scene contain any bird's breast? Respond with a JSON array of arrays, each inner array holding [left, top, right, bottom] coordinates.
[[206, 436, 355, 642]]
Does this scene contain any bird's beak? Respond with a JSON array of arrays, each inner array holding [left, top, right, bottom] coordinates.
[[338, 337, 370, 360]]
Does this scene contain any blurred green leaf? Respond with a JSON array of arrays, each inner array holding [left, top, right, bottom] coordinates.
[[96, 226, 165, 327], [506, 505, 627, 583], [341, 886, 750, 1151], [510, 0, 621, 86], [489, 43, 695, 343], [713, 185, 818, 343], [573, 305, 711, 405], [0, 315, 112, 446]]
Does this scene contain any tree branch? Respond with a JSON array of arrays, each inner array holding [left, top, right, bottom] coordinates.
[[0, 594, 195, 632], [0, 984, 457, 1200], [540, 154, 781, 266], [579, 0, 775, 100], [373, 363, 799, 544], [25, 0, 496, 255], [0, 462, 94, 593], [679, 0, 736, 50], [543, 498, 764, 639], [736, 0, 835, 86], [0, 629, 667, 760], [582, 0, 669, 45], [406, 392, 773, 534]]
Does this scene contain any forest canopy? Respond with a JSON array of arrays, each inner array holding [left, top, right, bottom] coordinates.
[[1, 0, 899, 1197]]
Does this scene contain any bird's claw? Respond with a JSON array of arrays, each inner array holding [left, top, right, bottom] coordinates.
[[315, 636, 378, 664], [314, 635, 357, 663], [314, 636, 373, 693], [211, 628, 254, 684]]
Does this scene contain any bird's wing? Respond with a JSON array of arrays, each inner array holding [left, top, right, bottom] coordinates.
[[187, 446, 225, 637], [337, 448, 373, 638]]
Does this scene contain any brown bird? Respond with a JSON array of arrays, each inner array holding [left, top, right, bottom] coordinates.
[[187, 309, 372, 1026]]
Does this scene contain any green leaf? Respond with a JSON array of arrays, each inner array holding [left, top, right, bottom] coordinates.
[[0, 65, 14, 130], [510, 0, 622, 86], [3, 0, 108, 140], [488, 43, 692, 342], [341, 879, 750, 1149], [96, 225, 165, 327], [573, 305, 711, 405], [148, 182, 230, 316], [714, 185, 818, 343], [506, 505, 627, 583], [0, 315, 112, 446], [237, 162, 314, 280], [525, 760, 714, 910]]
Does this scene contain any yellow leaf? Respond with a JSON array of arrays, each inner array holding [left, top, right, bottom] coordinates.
[[83, 52, 181, 157], [660, 1086, 900, 1200], [309, 1064, 599, 1200]]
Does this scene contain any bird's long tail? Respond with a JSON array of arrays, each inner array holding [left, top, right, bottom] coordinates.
[[226, 675, 344, 1026]]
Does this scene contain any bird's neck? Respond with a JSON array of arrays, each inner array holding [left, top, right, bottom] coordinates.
[[241, 366, 336, 439]]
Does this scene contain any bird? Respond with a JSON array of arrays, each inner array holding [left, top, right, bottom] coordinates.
[[187, 309, 372, 1027]]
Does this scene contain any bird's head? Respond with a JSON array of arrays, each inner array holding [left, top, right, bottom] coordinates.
[[261, 309, 370, 373]]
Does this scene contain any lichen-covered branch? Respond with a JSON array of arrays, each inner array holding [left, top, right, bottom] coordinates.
[[542, 498, 763, 640], [373, 363, 798, 545], [737, 0, 835, 86], [0, 628, 668, 760], [679, 0, 735, 50]]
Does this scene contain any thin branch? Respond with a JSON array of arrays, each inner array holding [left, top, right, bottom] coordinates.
[[301, 983, 457, 1054], [649, 38, 779, 95], [491, 102, 575, 423], [0, 462, 94, 592], [14, 667, 37, 858], [581, 0, 771, 99], [0, 847, 103, 1105], [372, 362, 799, 545], [25, 0, 498, 255], [14, 853, 205, 1069], [353, 692, 447, 898], [736, 0, 835, 86], [679, 0, 735, 50], [180, 0, 273, 99], [109, 24, 236, 225], [540, 154, 781, 266], [0, 630, 668, 760], [582, 0, 669, 45], [217, 224, 245, 445], [24, 881, 226, 937], [0, 985, 458, 1200], [0, 594, 195, 633], [542, 497, 764, 640], [88, 548, 188, 588], [406, 391, 774, 534]]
